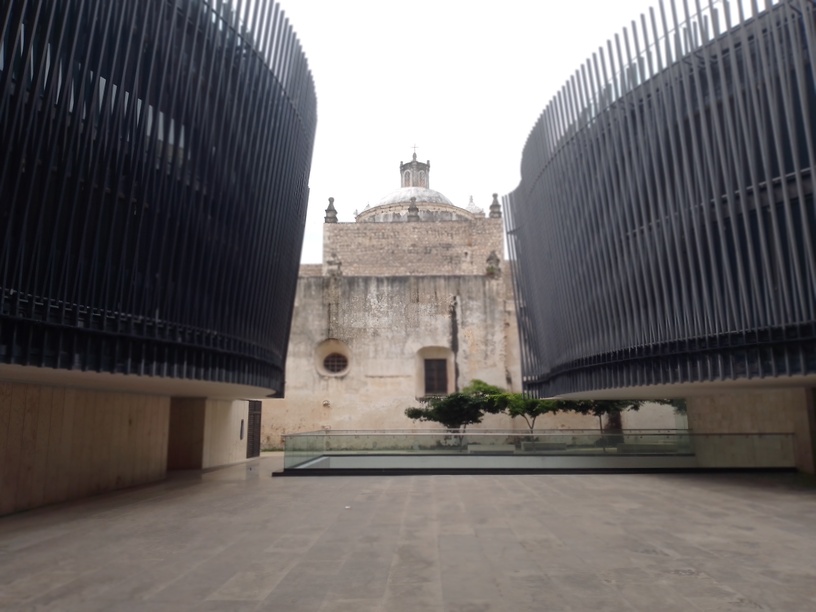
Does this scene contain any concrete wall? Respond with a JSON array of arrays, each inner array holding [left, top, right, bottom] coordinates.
[[687, 388, 815, 472], [202, 399, 249, 469], [690, 433, 796, 468], [167, 398, 249, 470], [0, 381, 169, 516], [167, 397, 206, 469]]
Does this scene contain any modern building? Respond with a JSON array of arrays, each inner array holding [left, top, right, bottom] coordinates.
[[261, 156, 535, 444], [0, 0, 317, 514], [504, 0, 816, 471]]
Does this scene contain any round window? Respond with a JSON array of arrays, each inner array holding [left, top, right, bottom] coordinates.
[[323, 353, 348, 373], [314, 339, 351, 377]]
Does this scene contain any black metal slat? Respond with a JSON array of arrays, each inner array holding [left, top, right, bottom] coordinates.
[[0, 0, 317, 394], [505, 0, 816, 397]]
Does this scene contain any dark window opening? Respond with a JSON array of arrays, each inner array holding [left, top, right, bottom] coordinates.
[[323, 352, 348, 373], [246, 401, 262, 458], [424, 359, 448, 395]]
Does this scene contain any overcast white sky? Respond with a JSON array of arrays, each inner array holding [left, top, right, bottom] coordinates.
[[277, 0, 658, 263]]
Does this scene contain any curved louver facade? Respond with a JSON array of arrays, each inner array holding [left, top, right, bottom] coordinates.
[[505, 0, 816, 397], [0, 0, 317, 394]]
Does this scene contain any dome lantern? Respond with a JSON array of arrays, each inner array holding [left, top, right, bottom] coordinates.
[[400, 152, 430, 189]]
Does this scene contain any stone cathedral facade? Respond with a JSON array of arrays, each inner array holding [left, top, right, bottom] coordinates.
[[260, 155, 527, 443]]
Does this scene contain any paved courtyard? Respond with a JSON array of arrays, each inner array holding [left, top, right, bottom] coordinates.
[[1, 455, 815, 611]]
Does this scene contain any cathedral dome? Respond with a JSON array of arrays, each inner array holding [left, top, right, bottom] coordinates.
[[354, 153, 480, 223], [374, 186, 453, 207], [356, 188, 474, 223]]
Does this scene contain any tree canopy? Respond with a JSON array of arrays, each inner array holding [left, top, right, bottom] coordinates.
[[404, 388, 504, 432], [404, 379, 683, 435], [404, 380, 554, 433], [548, 399, 643, 434], [491, 394, 559, 433]]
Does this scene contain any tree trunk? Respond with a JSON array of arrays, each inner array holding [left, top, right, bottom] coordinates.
[[604, 411, 624, 447], [605, 411, 623, 433]]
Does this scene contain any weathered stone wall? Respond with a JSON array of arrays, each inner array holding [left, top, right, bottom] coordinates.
[[299, 264, 323, 277], [262, 274, 522, 446], [261, 202, 685, 447], [264, 255, 674, 447], [322, 218, 504, 276]]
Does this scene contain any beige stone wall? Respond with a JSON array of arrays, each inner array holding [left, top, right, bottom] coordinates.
[[261, 259, 673, 447], [261, 208, 680, 448], [202, 399, 249, 468], [322, 218, 504, 276], [0, 381, 169, 516], [687, 388, 815, 472], [299, 264, 323, 277], [262, 274, 523, 446], [503, 271, 523, 394]]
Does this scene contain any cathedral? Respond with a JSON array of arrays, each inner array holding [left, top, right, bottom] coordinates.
[[260, 155, 525, 443]]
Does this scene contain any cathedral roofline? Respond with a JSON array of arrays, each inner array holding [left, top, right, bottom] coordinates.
[[355, 200, 482, 223], [373, 186, 453, 208]]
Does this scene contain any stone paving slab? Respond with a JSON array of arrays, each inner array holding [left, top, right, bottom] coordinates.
[[1, 456, 816, 611]]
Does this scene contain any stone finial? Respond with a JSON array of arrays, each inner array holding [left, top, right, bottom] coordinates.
[[489, 193, 502, 218], [466, 195, 484, 216], [324, 197, 338, 223], [407, 197, 420, 222], [486, 250, 501, 277]]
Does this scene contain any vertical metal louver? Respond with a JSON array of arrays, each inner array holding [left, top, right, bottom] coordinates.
[[0, 1, 317, 394], [505, 0, 816, 397]]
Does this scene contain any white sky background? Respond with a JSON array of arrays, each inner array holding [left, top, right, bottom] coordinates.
[[276, 0, 660, 263]]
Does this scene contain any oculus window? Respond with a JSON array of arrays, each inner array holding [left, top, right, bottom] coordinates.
[[315, 339, 351, 377], [323, 353, 348, 373]]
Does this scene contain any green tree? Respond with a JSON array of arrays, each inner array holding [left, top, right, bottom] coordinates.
[[553, 399, 643, 448], [460, 380, 505, 395], [405, 379, 562, 437], [663, 398, 687, 415], [495, 394, 559, 434], [555, 398, 686, 432], [404, 389, 504, 434]]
